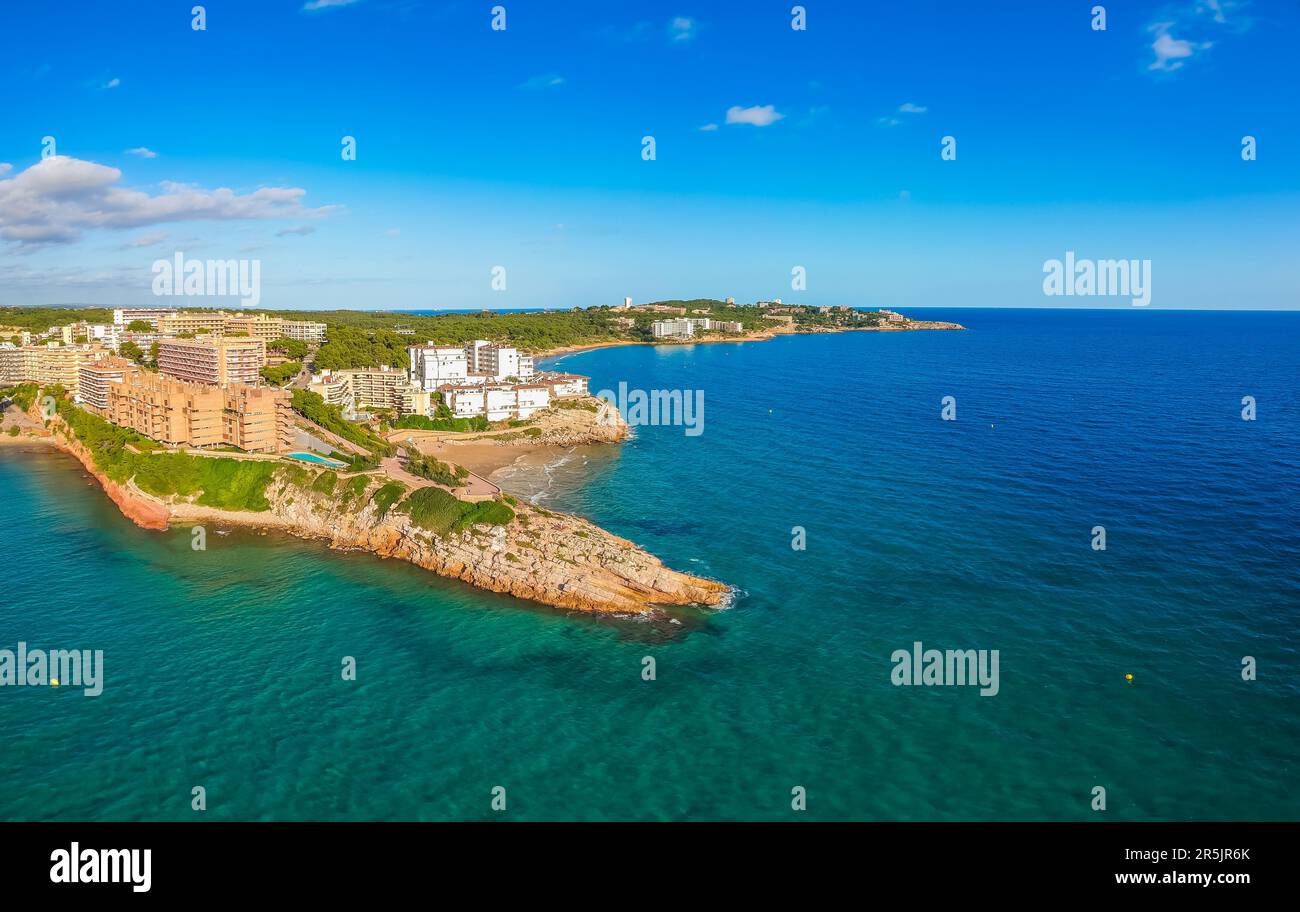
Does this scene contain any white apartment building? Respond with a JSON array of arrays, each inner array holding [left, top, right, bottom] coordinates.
[[310, 366, 431, 417], [280, 320, 328, 343], [113, 307, 178, 328], [537, 373, 588, 398], [651, 317, 741, 338], [443, 384, 550, 422], [463, 340, 535, 381], [652, 318, 695, 338], [407, 344, 469, 391]]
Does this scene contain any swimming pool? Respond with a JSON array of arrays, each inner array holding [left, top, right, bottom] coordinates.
[[285, 452, 347, 468]]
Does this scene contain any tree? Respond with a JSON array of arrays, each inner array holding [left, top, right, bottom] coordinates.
[[268, 337, 308, 360], [126, 319, 153, 332], [120, 340, 145, 364]]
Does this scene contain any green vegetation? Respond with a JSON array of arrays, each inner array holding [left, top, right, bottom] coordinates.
[[307, 309, 626, 370], [0, 307, 112, 332], [791, 308, 883, 328], [398, 486, 514, 537], [268, 337, 309, 360], [261, 361, 301, 386], [126, 319, 153, 332], [370, 481, 406, 519], [4, 383, 38, 412], [402, 446, 468, 487], [554, 399, 599, 412], [6, 426, 19, 437], [119, 340, 146, 364], [392, 413, 490, 433], [55, 401, 279, 511], [278, 463, 312, 487], [329, 450, 381, 472], [310, 471, 338, 495], [288, 388, 393, 456]]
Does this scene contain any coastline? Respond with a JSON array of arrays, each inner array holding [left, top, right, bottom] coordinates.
[[532, 319, 964, 362], [9, 409, 726, 615]]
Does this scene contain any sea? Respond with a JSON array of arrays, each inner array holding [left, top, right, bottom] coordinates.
[[1, 308, 1296, 821]]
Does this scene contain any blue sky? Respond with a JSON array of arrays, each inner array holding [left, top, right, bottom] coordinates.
[[1, 0, 1297, 310]]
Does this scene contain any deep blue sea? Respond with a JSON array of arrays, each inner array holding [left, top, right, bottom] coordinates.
[[1, 309, 1297, 820]]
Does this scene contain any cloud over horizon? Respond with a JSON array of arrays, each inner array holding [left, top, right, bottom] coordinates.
[[0, 156, 335, 247]]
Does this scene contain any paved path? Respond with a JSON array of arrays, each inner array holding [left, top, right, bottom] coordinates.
[[380, 456, 500, 501]]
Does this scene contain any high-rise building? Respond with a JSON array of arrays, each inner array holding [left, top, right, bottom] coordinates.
[[280, 320, 328, 343], [113, 307, 178, 328], [0, 344, 107, 395], [78, 357, 138, 413], [95, 370, 291, 453], [463, 340, 534, 381], [407, 344, 468, 391], [157, 337, 266, 386]]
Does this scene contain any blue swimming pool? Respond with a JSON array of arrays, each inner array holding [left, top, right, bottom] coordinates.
[[285, 452, 347, 468]]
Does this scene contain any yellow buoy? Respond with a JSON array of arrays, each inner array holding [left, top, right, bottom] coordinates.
[[1124, 674, 1133, 683], [51, 678, 59, 687]]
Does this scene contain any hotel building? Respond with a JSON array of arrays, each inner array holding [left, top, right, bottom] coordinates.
[[464, 341, 535, 382], [113, 307, 178, 328], [309, 366, 431, 417], [78, 357, 136, 413], [157, 337, 266, 386], [86, 368, 292, 453], [0, 344, 108, 396], [408, 344, 469, 391], [651, 317, 742, 338], [279, 319, 328, 343], [443, 384, 551, 422]]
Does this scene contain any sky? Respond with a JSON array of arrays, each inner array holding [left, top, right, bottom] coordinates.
[[1, 0, 1297, 311]]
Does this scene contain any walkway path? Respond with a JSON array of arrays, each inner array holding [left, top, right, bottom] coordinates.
[[380, 456, 500, 501]]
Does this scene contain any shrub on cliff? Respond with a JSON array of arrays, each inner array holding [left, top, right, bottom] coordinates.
[[402, 447, 468, 487], [393, 414, 490, 433], [398, 487, 514, 537], [370, 481, 407, 519], [55, 401, 278, 511]]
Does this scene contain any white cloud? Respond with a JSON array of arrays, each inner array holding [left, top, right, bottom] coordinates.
[[0, 164, 11, 176], [0, 156, 335, 247], [698, 123, 719, 132], [668, 16, 695, 42], [125, 231, 167, 248], [1148, 22, 1210, 71], [1198, 0, 1227, 23], [276, 225, 316, 237], [125, 147, 157, 159], [303, 0, 361, 10], [898, 103, 927, 114], [518, 73, 565, 90], [725, 104, 784, 127], [102, 77, 121, 89]]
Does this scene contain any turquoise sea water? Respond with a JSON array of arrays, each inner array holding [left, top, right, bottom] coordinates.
[[1, 309, 1297, 821]]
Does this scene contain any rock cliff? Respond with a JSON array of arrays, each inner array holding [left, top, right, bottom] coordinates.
[[38, 409, 726, 615]]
